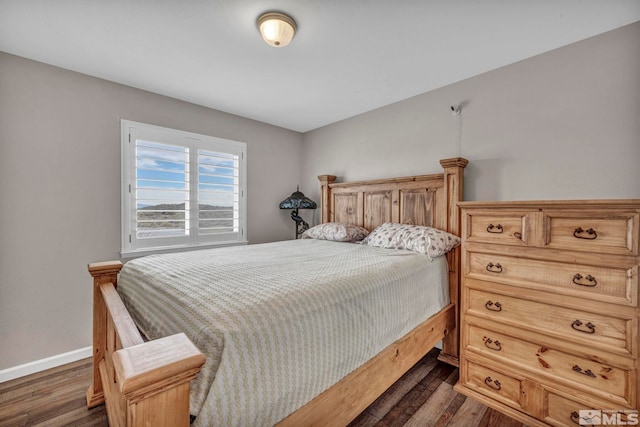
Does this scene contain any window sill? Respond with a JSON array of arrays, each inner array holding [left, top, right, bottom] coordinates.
[[120, 240, 249, 259]]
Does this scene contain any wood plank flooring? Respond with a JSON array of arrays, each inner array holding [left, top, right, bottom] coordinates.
[[348, 349, 524, 427], [0, 348, 524, 426]]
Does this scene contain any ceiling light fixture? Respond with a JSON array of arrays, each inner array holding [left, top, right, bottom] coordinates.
[[257, 12, 297, 47]]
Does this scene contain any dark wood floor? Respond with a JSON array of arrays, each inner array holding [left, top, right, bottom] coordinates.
[[0, 348, 524, 427]]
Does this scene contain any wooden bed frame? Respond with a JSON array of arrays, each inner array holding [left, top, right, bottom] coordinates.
[[86, 157, 468, 426]]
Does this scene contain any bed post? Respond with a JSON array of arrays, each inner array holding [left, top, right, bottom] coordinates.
[[318, 174, 337, 223], [86, 261, 123, 408], [86, 260, 206, 427], [438, 157, 468, 366]]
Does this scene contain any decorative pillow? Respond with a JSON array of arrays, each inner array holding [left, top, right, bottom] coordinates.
[[361, 222, 460, 259], [301, 222, 370, 242]]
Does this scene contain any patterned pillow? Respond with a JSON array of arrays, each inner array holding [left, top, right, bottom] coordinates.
[[301, 222, 370, 242], [361, 223, 460, 259]]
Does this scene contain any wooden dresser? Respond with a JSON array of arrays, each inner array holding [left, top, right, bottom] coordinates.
[[454, 200, 640, 426]]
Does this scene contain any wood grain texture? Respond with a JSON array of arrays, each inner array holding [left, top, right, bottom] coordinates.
[[0, 351, 522, 427], [457, 200, 640, 426], [465, 250, 637, 306], [0, 358, 109, 427], [86, 265, 205, 427], [87, 261, 123, 409]]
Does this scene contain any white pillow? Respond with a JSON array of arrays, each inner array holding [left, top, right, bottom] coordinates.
[[301, 222, 370, 242], [361, 222, 460, 259]]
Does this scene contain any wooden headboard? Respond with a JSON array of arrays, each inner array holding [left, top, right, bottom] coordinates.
[[317, 157, 468, 364]]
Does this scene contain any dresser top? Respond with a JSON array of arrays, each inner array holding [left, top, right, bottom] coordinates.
[[458, 199, 640, 209]]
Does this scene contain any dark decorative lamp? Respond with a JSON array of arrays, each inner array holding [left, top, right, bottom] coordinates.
[[279, 186, 317, 239]]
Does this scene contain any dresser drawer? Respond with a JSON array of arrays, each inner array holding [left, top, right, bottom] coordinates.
[[544, 391, 638, 427], [466, 251, 637, 306], [466, 324, 633, 405], [545, 211, 639, 255], [545, 392, 595, 427], [465, 212, 526, 246], [466, 288, 633, 355], [462, 360, 524, 411]]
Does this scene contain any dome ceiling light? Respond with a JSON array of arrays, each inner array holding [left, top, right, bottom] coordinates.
[[257, 12, 297, 47]]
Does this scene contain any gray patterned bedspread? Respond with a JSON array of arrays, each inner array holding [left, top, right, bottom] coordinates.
[[117, 239, 449, 426]]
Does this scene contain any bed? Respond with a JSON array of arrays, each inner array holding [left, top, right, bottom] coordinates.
[[85, 157, 468, 427]]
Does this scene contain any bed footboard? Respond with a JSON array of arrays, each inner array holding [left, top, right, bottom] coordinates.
[[86, 261, 205, 427]]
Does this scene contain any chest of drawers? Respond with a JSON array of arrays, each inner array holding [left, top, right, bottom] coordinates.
[[454, 200, 640, 426]]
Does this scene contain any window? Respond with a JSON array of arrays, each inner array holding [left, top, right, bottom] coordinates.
[[121, 120, 247, 256]]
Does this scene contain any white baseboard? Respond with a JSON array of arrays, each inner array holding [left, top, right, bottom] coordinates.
[[0, 346, 92, 383]]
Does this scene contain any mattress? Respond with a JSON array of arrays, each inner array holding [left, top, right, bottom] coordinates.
[[117, 238, 449, 426]]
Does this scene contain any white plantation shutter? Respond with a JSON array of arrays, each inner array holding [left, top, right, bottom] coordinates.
[[135, 140, 190, 243], [122, 120, 246, 256], [197, 149, 240, 237]]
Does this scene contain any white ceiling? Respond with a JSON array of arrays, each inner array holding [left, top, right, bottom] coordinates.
[[1, 1, 639, 132]]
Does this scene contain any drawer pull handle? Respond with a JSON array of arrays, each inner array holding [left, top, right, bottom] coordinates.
[[572, 365, 597, 378], [571, 320, 596, 334], [486, 262, 503, 273], [573, 273, 598, 287], [513, 231, 522, 240], [484, 376, 502, 390], [485, 300, 502, 312], [570, 411, 580, 425], [573, 227, 598, 240], [487, 224, 504, 234], [484, 338, 502, 351]]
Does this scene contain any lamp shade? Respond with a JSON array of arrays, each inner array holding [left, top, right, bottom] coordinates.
[[258, 12, 297, 47], [279, 187, 316, 209]]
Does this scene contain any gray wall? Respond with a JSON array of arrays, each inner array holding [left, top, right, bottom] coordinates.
[[301, 22, 640, 225], [0, 52, 302, 370]]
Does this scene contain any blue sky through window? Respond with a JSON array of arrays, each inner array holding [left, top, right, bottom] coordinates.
[[134, 139, 239, 237]]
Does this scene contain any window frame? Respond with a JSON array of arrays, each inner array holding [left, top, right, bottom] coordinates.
[[121, 120, 247, 257]]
